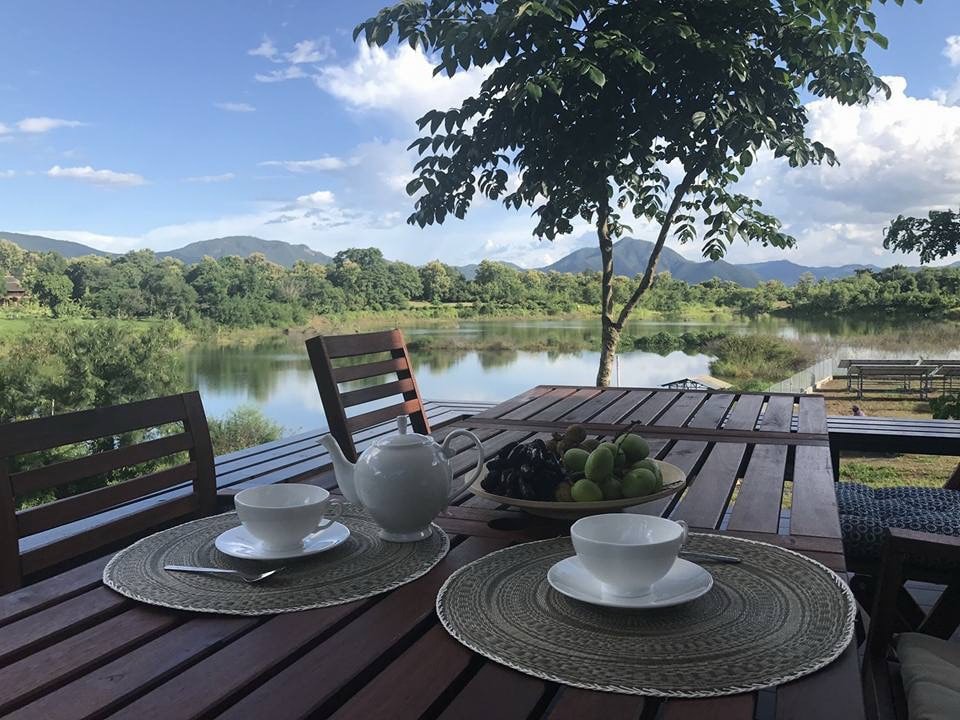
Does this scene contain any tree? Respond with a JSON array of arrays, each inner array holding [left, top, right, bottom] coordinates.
[[358, 0, 912, 385], [884, 209, 960, 264], [420, 260, 454, 303]]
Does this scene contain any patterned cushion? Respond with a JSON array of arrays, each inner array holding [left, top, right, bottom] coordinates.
[[835, 483, 960, 563], [896, 632, 960, 720]]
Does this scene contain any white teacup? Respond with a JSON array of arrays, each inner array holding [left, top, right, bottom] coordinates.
[[571, 514, 688, 597], [234, 485, 343, 550]]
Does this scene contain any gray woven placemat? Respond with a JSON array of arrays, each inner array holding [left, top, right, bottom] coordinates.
[[103, 505, 448, 615], [436, 533, 855, 697]]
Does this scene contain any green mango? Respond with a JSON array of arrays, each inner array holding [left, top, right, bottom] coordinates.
[[562, 424, 587, 446], [616, 433, 650, 462], [631, 458, 660, 476], [599, 478, 624, 500], [584, 446, 614, 483], [621, 468, 661, 498], [571, 478, 604, 502], [579, 438, 600, 452], [563, 448, 590, 474]]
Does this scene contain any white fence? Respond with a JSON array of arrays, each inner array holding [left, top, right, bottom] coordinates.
[[766, 357, 838, 394]]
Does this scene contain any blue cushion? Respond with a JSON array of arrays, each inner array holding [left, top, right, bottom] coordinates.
[[835, 483, 960, 562]]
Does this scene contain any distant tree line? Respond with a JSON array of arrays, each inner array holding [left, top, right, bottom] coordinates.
[[3, 239, 960, 325]]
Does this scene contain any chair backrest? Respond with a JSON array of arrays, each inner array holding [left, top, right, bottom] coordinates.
[[0, 391, 217, 593], [305, 329, 429, 463]]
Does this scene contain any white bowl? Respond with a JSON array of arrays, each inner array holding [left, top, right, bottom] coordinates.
[[570, 514, 688, 597]]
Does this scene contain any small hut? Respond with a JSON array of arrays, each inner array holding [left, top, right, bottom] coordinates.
[[2, 275, 27, 305], [662, 375, 733, 391]]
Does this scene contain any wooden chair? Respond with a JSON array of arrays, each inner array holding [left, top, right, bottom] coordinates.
[[862, 528, 960, 720], [0, 391, 217, 593], [305, 329, 429, 463]]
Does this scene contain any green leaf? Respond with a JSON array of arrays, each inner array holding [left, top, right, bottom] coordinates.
[[586, 66, 606, 87], [525, 81, 542, 101], [692, 111, 707, 127]]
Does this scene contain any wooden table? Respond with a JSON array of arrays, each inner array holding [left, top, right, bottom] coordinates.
[[0, 386, 862, 720]]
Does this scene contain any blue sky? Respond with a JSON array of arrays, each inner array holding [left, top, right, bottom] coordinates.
[[1, 0, 960, 268]]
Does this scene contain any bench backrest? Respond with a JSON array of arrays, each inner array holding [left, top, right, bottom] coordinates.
[[0, 392, 217, 593]]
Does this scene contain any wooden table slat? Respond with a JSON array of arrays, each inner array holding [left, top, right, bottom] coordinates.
[[687, 393, 736, 430], [588, 389, 655, 423], [759, 395, 796, 433], [543, 686, 646, 720], [671, 443, 748, 530], [501, 387, 576, 421], [723, 394, 765, 431], [659, 693, 756, 720], [654, 392, 708, 428], [789, 445, 842, 539], [625, 390, 680, 425], [557, 388, 627, 423], [725, 443, 788, 534]]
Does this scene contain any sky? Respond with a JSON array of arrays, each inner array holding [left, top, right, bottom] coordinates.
[[1, 0, 960, 269]]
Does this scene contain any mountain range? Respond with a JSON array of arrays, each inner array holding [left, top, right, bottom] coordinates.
[[1, 231, 884, 286]]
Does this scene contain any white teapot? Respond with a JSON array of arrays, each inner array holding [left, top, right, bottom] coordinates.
[[319, 417, 484, 542]]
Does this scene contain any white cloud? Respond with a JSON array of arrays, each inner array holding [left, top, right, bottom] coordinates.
[[0, 123, 10, 135], [293, 190, 336, 208], [47, 165, 146, 187], [17, 117, 84, 133], [285, 39, 333, 64], [259, 156, 352, 172], [719, 75, 960, 266], [28, 229, 142, 253], [0, 170, 14, 178], [184, 173, 235, 183], [945, 36, 960, 66], [315, 43, 491, 121], [248, 38, 279, 61], [935, 36, 960, 105], [214, 101, 255, 113], [255, 66, 307, 83]]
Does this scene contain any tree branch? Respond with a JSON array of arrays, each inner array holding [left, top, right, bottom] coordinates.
[[614, 167, 700, 329]]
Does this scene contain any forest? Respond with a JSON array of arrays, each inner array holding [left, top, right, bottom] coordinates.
[[3, 239, 960, 327]]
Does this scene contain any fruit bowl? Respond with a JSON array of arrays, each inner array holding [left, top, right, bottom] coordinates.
[[469, 459, 687, 520]]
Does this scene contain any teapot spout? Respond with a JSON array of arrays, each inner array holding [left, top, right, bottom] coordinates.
[[319, 434, 360, 504]]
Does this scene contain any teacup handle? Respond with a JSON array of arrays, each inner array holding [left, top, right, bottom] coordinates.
[[677, 520, 689, 546], [316, 499, 343, 532], [441, 429, 485, 504]]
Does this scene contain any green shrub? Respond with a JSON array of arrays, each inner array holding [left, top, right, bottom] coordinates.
[[208, 406, 284, 456]]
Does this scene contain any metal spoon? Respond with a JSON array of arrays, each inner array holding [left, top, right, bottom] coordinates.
[[679, 551, 740, 564], [164, 565, 285, 583]]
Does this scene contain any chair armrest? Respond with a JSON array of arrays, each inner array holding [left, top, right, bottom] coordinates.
[[887, 527, 960, 566]]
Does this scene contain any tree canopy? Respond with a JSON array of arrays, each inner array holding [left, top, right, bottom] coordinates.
[[884, 209, 960, 264], [357, 0, 917, 384]]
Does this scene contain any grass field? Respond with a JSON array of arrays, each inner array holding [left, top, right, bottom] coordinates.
[[819, 378, 956, 489]]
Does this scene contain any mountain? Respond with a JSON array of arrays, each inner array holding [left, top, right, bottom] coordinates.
[[0, 232, 115, 258], [454, 261, 524, 281], [158, 236, 332, 267], [741, 259, 879, 284], [541, 238, 763, 286]]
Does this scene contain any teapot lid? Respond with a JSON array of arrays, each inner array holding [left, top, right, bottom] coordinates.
[[378, 416, 434, 447]]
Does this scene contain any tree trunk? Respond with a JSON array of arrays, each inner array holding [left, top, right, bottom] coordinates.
[[595, 201, 618, 386], [596, 317, 621, 387]]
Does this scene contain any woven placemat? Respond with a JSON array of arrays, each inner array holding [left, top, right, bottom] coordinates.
[[103, 505, 448, 615], [437, 533, 855, 697]]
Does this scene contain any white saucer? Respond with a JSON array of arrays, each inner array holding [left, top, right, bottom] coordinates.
[[214, 522, 350, 561], [547, 556, 713, 609]]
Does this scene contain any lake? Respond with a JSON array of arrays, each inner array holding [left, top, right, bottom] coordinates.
[[184, 316, 960, 436]]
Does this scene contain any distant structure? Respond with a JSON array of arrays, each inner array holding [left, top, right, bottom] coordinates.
[[662, 375, 732, 392], [2, 275, 27, 305]]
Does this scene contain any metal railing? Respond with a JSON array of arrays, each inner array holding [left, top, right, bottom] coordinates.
[[766, 357, 838, 394]]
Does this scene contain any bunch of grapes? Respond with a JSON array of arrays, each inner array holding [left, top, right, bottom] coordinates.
[[480, 439, 565, 501]]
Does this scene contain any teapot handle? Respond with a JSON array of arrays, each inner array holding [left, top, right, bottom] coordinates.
[[441, 429, 485, 504]]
